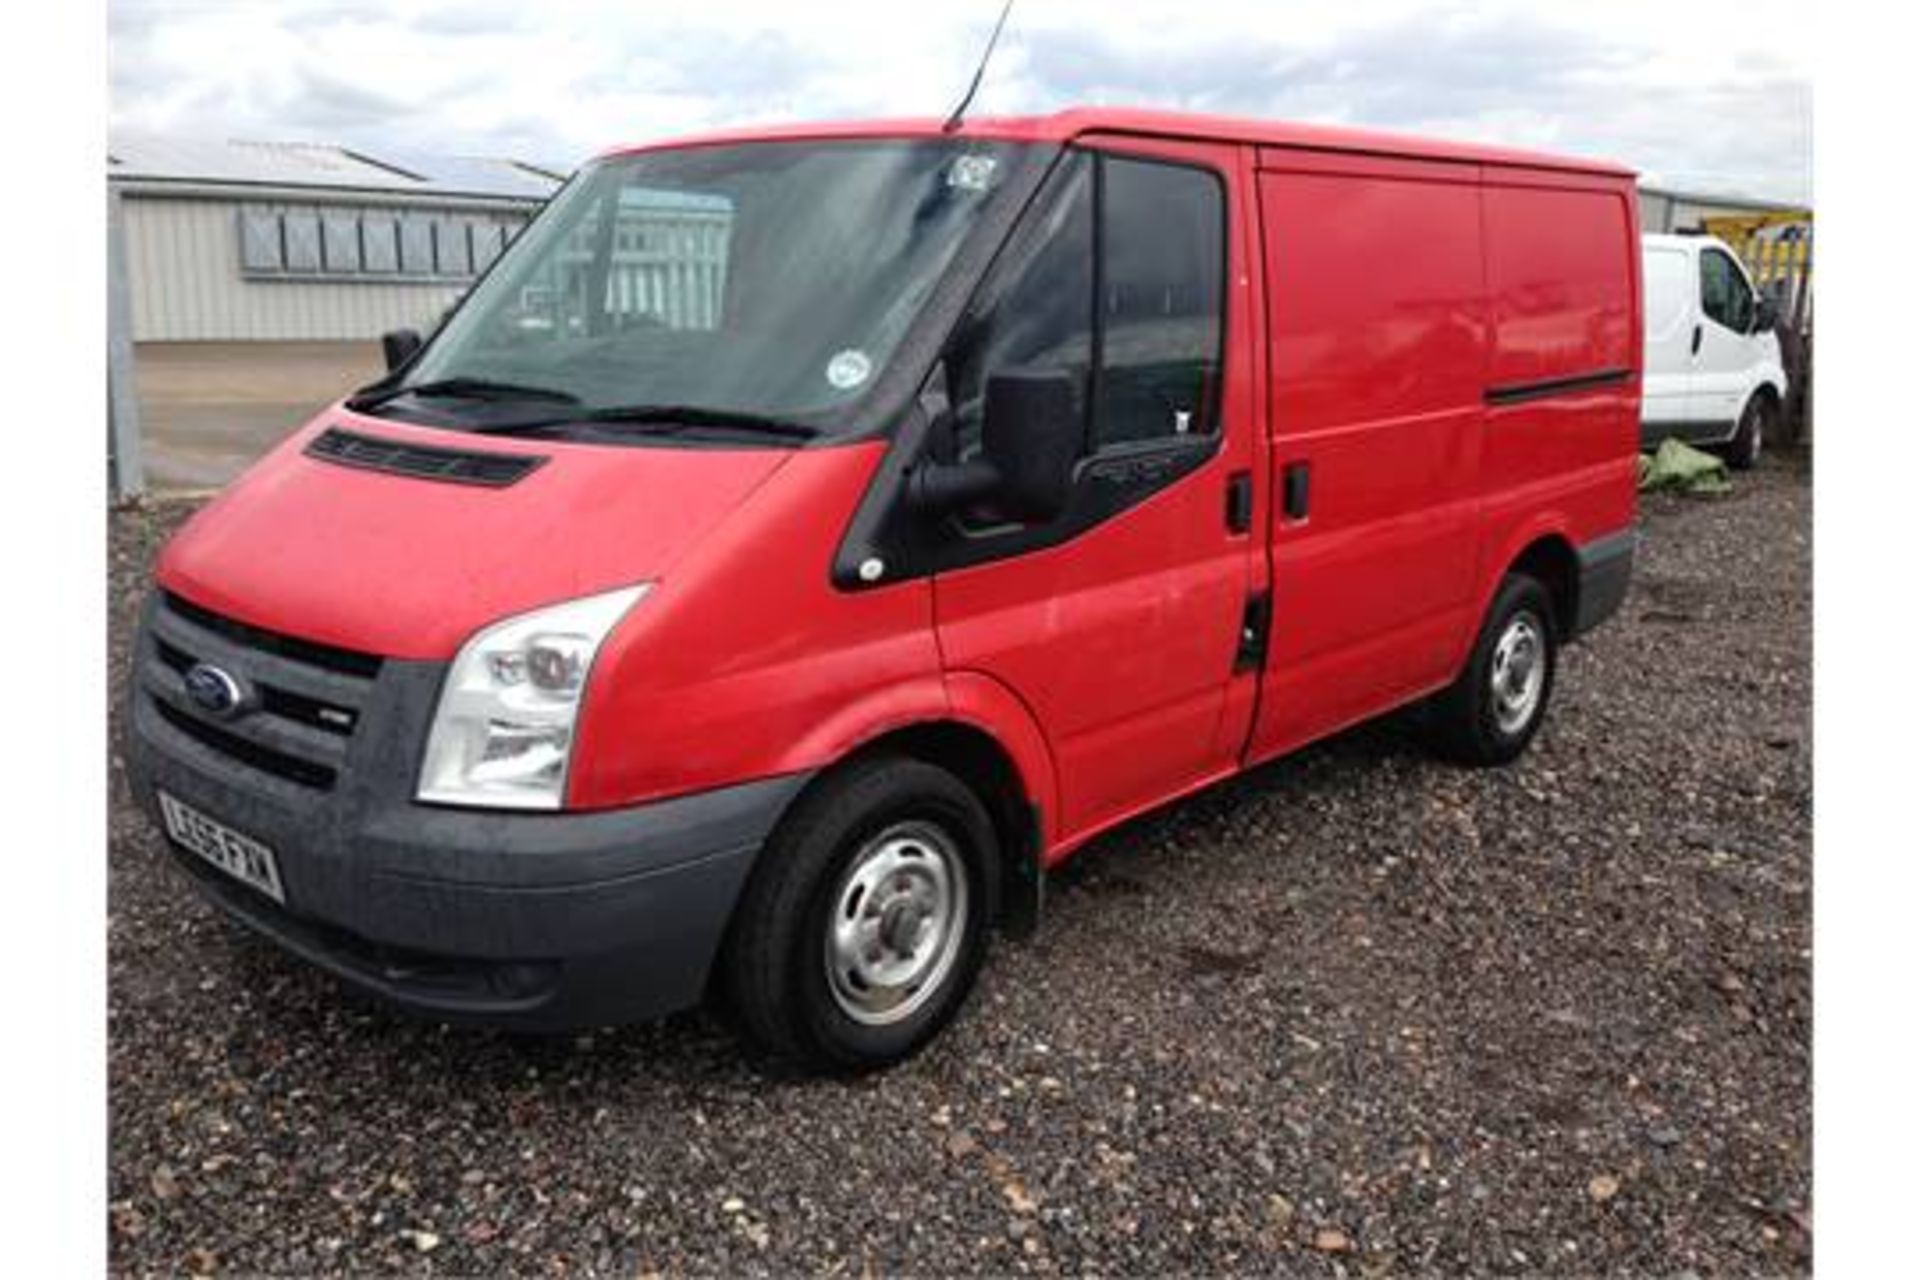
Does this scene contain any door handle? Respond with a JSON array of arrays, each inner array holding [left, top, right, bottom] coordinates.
[[1225, 470, 1253, 534], [1282, 461, 1311, 521], [1691, 324, 1703, 356]]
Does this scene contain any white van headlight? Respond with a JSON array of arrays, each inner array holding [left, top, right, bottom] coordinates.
[[417, 584, 649, 810]]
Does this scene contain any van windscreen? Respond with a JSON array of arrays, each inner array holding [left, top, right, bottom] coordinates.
[[377, 139, 1040, 440]]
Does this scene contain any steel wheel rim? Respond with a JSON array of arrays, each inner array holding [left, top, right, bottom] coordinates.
[[1490, 611, 1546, 734], [823, 820, 969, 1027]]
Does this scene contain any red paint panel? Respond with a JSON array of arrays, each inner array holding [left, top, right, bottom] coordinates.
[[569, 442, 943, 809], [1248, 163, 1487, 761], [1474, 182, 1640, 586], [610, 109, 1634, 182], [1483, 184, 1636, 387], [157, 408, 789, 661]]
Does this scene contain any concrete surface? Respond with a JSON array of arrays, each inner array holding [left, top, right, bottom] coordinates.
[[135, 342, 383, 490]]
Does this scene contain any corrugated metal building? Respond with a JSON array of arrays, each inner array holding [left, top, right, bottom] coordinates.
[[107, 132, 569, 342], [1637, 183, 1810, 234]]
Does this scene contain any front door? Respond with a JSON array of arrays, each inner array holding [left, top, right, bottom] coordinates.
[[1690, 244, 1760, 435], [931, 136, 1261, 845]]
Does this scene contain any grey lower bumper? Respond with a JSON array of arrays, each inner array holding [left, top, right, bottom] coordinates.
[[1572, 528, 1635, 639], [127, 679, 808, 1032]]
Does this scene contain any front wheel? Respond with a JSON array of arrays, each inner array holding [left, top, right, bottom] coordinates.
[[1727, 394, 1771, 471], [718, 756, 996, 1073], [1422, 574, 1558, 766]]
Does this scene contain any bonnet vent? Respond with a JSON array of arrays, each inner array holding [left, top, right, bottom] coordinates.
[[305, 427, 546, 487]]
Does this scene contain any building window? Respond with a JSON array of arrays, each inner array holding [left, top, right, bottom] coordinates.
[[434, 217, 472, 276], [398, 216, 435, 275], [238, 204, 531, 281], [239, 208, 283, 272], [322, 212, 361, 273], [473, 221, 506, 271], [361, 216, 398, 273], [283, 210, 323, 272]]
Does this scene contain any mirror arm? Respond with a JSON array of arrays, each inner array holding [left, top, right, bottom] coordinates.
[[908, 457, 1000, 513], [381, 328, 424, 373]]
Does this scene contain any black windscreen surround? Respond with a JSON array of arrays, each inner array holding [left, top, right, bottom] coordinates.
[[944, 152, 1097, 466]]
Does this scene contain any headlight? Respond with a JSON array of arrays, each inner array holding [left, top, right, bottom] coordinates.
[[417, 584, 649, 810]]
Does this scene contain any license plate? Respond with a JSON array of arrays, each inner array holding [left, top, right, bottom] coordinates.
[[158, 791, 286, 904]]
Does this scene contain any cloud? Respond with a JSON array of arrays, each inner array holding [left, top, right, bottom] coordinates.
[[107, 0, 1810, 200]]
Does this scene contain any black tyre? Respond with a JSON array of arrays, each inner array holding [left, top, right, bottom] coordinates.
[[1424, 574, 1558, 766], [1726, 393, 1770, 471], [719, 756, 996, 1073]]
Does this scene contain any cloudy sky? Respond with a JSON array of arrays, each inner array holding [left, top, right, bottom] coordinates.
[[109, 0, 1811, 200]]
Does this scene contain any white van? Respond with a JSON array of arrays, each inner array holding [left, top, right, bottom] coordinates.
[[1641, 233, 1788, 469]]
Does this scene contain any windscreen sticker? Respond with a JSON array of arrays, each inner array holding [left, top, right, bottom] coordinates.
[[826, 348, 873, 390], [947, 153, 1001, 192]]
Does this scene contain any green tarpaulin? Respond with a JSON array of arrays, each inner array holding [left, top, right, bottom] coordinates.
[[1638, 438, 1731, 495]]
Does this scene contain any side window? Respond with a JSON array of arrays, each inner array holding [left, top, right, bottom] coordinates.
[[943, 149, 1226, 464], [1096, 157, 1225, 447], [1700, 248, 1753, 332], [945, 153, 1095, 461]]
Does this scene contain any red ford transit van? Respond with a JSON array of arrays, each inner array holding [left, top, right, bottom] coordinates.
[[128, 109, 1640, 1070]]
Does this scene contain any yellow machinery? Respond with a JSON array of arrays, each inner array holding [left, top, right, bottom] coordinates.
[[1699, 208, 1813, 440], [1701, 210, 1813, 330]]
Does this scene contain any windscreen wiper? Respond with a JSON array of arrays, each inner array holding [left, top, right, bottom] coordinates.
[[347, 376, 582, 412], [484, 404, 819, 442]]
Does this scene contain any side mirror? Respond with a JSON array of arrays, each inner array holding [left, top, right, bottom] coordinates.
[[381, 328, 424, 372], [911, 369, 1080, 524], [1751, 295, 1779, 334]]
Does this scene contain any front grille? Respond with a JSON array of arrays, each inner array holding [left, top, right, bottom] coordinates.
[[143, 593, 382, 792], [153, 700, 339, 789], [305, 426, 546, 488], [154, 636, 358, 735]]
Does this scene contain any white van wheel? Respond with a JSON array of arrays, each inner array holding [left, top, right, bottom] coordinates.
[[1729, 396, 1769, 471]]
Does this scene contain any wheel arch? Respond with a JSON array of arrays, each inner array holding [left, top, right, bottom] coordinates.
[[762, 694, 1053, 939], [1506, 533, 1581, 642], [837, 720, 1045, 936], [1471, 518, 1583, 657]]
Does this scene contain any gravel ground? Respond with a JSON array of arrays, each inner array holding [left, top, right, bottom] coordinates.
[[107, 458, 1811, 1276]]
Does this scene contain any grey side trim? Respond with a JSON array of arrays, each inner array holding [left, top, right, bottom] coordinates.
[[1572, 528, 1635, 639], [1641, 418, 1738, 448]]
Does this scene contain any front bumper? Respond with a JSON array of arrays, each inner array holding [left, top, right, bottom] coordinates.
[[125, 593, 808, 1031]]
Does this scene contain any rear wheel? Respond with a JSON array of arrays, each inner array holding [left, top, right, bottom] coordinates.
[[719, 756, 996, 1073], [1423, 574, 1558, 766], [1726, 393, 1771, 471]]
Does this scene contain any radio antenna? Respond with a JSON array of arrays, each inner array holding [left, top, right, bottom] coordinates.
[[942, 0, 1016, 133]]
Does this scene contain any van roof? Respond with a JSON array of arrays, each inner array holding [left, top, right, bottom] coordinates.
[[602, 107, 1634, 179]]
